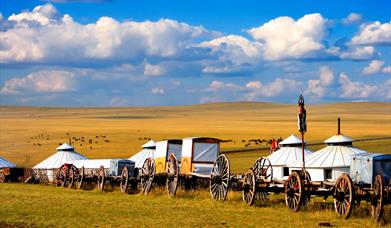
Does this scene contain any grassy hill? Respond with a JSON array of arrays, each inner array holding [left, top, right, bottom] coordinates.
[[0, 102, 390, 171]]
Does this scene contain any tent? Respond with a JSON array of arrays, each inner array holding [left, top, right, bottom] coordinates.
[[129, 140, 156, 168], [33, 143, 88, 182], [267, 134, 313, 180], [0, 157, 16, 169], [288, 133, 367, 182]]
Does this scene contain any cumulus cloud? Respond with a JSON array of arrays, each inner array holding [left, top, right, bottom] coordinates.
[[305, 66, 334, 98], [207, 80, 243, 92], [362, 60, 384, 75], [339, 46, 375, 60], [248, 13, 327, 60], [351, 21, 391, 45], [339, 72, 378, 98], [144, 63, 165, 76], [383, 66, 391, 74], [151, 87, 165, 94], [1, 4, 211, 64], [342, 13, 362, 25], [0, 70, 77, 95]]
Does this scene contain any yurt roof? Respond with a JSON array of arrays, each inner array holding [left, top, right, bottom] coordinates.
[[129, 148, 155, 168], [33, 146, 88, 169], [56, 143, 74, 151], [288, 145, 367, 168], [0, 157, 16, 169], [268, 146, 313, 166], [279, 134, 305, 146], [324, 134, 354, 144], [142, 140, 156, 148], [71, 159, 113, 169]]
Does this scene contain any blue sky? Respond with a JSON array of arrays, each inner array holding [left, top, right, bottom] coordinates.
[[0, 0, 390, 106]]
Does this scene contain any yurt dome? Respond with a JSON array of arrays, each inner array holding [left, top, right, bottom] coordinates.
[[267, 134, 313, 180], [0, 157, 16, 169], [33, 143, 88, 182], [129, 140, 156, 168], [288, 119, 367, 182]]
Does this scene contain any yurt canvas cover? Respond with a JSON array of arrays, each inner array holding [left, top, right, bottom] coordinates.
[[267, 134, 312, 180], [350, 153, 391, 185], [0, 157, 16, 169], [288, 134, 367, 182], [129, 140, 156, 168], [33, 143, 88, 182]]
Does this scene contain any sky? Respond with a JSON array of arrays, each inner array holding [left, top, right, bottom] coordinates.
[[0, 0, 390, 106]]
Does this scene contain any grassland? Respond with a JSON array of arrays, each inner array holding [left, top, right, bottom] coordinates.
[[0, 102, 390, 172], [0, 102, 390, 227], [0, 183, 390, 227]]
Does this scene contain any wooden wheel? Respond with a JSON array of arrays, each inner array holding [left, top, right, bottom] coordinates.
[[210, 154, 230, 201], [0, 172, 6, 183], [334, 173, 354, 219], [253, 157, 273, 181], [58, 165, 68, 187], [40, 172, 49, 185], [242, 169, 256, 206], [166, 153, 179, 197], [77, 166, 85, 190], [120, 166, 129, 193], [97, 166, 106, 191], [285, 171, 304, 212], [372, 175, 384, 222], [68, 165, 78, 189], [141, 158, 155, 195]]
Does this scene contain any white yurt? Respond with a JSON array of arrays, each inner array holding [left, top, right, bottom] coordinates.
[[267, 134, 313, 180], [288, 133, 367, 182], [0, 157, 16, 169], [33, 143, 88, 182], [129, 140, 156, 168]]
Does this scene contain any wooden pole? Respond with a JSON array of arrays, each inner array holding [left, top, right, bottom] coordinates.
[[301, 131, 305, 169]]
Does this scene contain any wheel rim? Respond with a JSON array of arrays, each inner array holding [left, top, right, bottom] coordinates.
[[0, 172, 5, 183], [68, 169, 74, 189], [242, 169, 256, 206], [166, 153, 179, 197], [77, 167, 85, 190], [334, 173, 354, 219], [141, 158, 155, 195], [98, 166, 105, 191], [285, 171, 303, 212], [253, 157, 273, 181], [210, 154, 230, 201], [58, 165, 68, 187], [120, 166, 129, 193], [372, 175, 384, 222]]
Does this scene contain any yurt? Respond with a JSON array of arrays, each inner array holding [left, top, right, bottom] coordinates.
[[33, 143, 88, 182], [0, 157, 16, 169], [129, 140, 156, 168], [288, 123, 367, 182], [267, 134, 313, 180]]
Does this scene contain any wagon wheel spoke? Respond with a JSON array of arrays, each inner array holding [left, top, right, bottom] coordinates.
[[372, 175, 384, 222], [120, 166, 129, 193], [334, 173, 353, 219], [210, 154, 230, 201], [285, 171, 303, 212], [166, 154, 179, 197]]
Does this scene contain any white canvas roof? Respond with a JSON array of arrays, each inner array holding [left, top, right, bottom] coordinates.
[[142, 140, 156, 148], [324, 134, 354, 144], [279, 134, 304, 145], [129, 148, 155, 168], [33, 143, 88, 169], [288, 145, 367, 168], [0, 157, 16, 169], [71, 159, 112, 169], [268, 134, 312, 166]]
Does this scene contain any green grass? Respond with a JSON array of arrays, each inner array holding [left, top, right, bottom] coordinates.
[[0, 183, 389, 227]]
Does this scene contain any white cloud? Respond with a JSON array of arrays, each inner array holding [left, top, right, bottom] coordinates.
[[248, 13, 327, 60], [200, 96, 224, 104], [342, 13, 362, 24], [362, 60, 384, 75], [244, 78, 302, 100], [382, 66, 391, 74], [207, 80, 243, 92], [0, 70, 76, 95], [151, 87, 165, 94], [305, 66, 334, 98], [339, 72, 378, 98], [144, 63, 165, 76], [351, 21, 391, 45], [1, 4, 211, 63], [339, 46, 375, 60]]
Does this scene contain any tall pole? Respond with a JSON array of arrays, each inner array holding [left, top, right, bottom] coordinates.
[[297, 94, 307, 171]]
